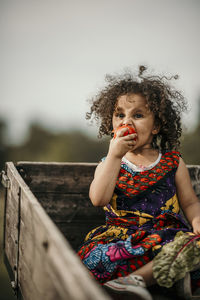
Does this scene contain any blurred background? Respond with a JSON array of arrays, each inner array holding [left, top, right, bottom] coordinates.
[[0, 0, 200, 299]]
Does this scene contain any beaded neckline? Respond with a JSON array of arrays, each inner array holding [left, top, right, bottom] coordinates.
[[122, 153, 162, 172]]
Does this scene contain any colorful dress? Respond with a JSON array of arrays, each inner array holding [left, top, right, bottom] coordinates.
[[78, 151, 191, 284]]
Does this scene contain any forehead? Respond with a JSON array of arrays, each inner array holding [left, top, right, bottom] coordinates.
[[115, 94, 148, 109]]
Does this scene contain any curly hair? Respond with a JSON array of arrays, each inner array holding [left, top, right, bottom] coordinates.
[[86, 66, 187, 151]]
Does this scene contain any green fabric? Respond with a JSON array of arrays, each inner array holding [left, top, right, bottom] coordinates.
[[153, 231, 200, 288]]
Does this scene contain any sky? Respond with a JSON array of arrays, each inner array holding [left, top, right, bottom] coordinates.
[[0, 0, 200, 144]]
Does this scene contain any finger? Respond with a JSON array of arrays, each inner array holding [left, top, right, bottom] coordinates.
[[127, 139, 136, 146], [193, 229, 200, 235], [123, 133, 137, 140], [124, 139, 137, 147], [115, 127, 130, 138]]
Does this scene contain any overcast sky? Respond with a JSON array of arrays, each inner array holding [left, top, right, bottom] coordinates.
[[0, 0, 200, 144]]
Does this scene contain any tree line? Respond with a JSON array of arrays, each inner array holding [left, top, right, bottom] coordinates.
[[0, 119, 199, 171]]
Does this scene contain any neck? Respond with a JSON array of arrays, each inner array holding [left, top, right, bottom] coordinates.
[[132, 144, 154, 155], [125, 147, 159, 167]]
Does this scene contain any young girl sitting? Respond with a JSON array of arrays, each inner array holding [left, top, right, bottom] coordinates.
[[78, 66, 200, 300]]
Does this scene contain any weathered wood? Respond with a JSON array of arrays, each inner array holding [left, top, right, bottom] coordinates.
[[32, 191, 105, 250], [22, 192, 105, 251], [4, 162, 111, 300], [16, 162, 105, 251], [4, 162, 29, 294], [33, 192, 105, 221], [17, 162, 200, 196], [3, 161, 200, 300], [16, 162, 97, 194], [188, 165, 200, 198]]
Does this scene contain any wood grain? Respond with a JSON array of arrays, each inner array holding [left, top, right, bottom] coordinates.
[[4, 162, 110, 300], [16, 162, 97, 194], [3, 161, 200, 300]]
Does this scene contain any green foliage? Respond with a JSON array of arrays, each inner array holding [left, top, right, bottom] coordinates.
[[7, 123, 109, 164], [4, 121, 199, 166]]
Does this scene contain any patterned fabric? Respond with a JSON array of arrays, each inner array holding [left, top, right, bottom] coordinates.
[[78, 151, 191, 284]]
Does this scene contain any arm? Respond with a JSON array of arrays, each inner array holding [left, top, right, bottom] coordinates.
[[175, 157, 200, 234], [89, 129, 137, 207], [89, 155, 121, 206]]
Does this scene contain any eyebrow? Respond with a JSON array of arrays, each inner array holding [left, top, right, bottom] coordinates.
[[114, 106, 146, 113], [114, 106, 124, 112]]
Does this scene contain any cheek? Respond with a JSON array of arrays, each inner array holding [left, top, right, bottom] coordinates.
[[112, 118, 120, 128], [135, 122, 152, 135], [134, 122, 143, 132]]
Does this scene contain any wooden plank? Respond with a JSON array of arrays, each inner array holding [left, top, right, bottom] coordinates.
[[4, 186, 18, 271], [3, 162, 110, 300], [17, 162, 200, 195], [54, 221, 104, 251], [33, 192, 105, 251], [4, 162, 29, 284], [16, 162, 97, 194], [188, 165, 200, 198], [4, 161, 200, 300], [34, 192, 105, 220], [18, 186, 110, 300], [34, 193, 104, 250]]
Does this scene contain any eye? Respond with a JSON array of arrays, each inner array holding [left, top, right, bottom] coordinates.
[[134, 113, 143, 119], [115, 113, 124, 118]]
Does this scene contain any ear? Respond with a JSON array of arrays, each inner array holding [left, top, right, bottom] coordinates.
[[152, 124, 160, 135]]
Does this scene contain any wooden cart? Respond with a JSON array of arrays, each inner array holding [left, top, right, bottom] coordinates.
[[1, 161, 200, 300]]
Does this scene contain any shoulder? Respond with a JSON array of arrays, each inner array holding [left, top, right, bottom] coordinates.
[[161, 150, 181, 168], [175, 157, 196, 206], [175, 156, 193, 192], [162, 150, 181, 158], [175, 156, 188, 179]]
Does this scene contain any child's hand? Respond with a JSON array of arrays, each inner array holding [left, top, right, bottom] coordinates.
[[108, 127, 137, 159], [192, 217, 200, 235]]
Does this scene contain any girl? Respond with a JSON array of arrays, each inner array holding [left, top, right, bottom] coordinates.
[[78, 66, 200, 300]]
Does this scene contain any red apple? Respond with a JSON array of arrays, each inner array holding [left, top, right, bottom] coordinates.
[[113, 125, 136, 139]]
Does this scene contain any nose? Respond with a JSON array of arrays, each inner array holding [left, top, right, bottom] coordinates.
[[123, 118, 133, 126]]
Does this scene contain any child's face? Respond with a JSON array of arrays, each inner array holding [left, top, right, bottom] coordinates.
[[112, 93, 159, 150]]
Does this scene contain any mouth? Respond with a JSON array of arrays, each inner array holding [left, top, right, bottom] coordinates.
[[112, 125, 137, 139]]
